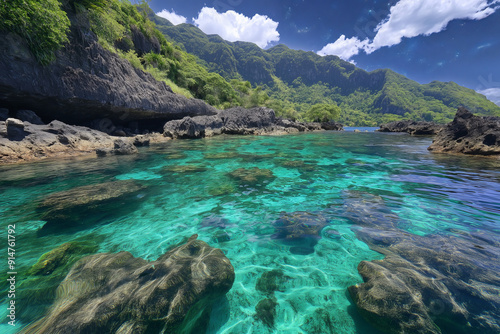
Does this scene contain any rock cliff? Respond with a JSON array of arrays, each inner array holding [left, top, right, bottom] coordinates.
[[0, 9, 216, 129]]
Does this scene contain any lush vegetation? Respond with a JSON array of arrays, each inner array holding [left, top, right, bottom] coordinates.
[[0, 0, 70, 65], [158, 20, 500, 125]]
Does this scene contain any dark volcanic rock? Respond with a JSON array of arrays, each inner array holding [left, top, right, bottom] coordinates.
[[219, 107, 277, 134], [378, 120, 444, 135], [96, 138, 138, 157], [21, 235, 235, 334], [0, 16, 216, 126], [271, 211, 329, 255], [428, 107, 500, 155], [344, 193, 500, 334], [163, 107, 344, 138]]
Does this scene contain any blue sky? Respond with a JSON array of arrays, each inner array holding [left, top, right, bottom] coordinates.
[[149, 0, 500, 105]]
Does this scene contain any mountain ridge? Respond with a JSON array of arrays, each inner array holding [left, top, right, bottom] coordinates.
[[154, 15, 500, 125]]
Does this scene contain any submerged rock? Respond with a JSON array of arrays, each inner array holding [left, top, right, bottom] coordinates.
[[21, 235, 235, 334], [256, 269, 289, 296], [378, 120, 444, 135], [344, 192, 500, 334], [162, 164, 207, 173], [12, 241, 99, 325], [228, 167, 275, 185], [255, 297, 278, 328], [271, 211, 329, 255], [37, 180, 146, 233], [428, 107, 500, 155], [349, 230, 500, 334]]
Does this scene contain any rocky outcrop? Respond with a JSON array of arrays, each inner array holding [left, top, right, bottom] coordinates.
[[344, 192, 500, 334], [0, 10, 216, 127], [428, 107, 500, 155], [378, 120, 444, 135], [21, 235, 235, 334], [163, 107, 343, 138], [0, 117, 165, 164]]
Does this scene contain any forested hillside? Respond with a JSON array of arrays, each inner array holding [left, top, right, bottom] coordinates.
[[156, 18, 500, 125]]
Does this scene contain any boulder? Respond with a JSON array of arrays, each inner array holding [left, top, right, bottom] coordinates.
[[320, 121, 344, 131], [21, 235, 235, 334], [378, 120, 444, 135], [428, 107, 500, 155], [219, 107, 277, 134], [5, 117, 26, 139]]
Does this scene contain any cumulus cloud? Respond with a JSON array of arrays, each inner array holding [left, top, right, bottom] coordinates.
[[317, 35, 369, 61], [478, 88, 500, 106], [156, 9, 187, 25], [193, 7, 279, 48], [318, 0, 500, 60]]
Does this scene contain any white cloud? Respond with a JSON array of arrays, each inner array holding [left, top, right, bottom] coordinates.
[[156, 9, 187, 25], [368, 0, 500, 52], [317, 35, 369, 61], [478, 88, 500, 106], [193, 7, 279, 48], [318, 0, 500, 60]]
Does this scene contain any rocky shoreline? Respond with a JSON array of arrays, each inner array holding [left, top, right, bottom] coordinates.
[[378, 120, 444, 135], [0, 106, 343, 165], [428, 107, 500, 155]]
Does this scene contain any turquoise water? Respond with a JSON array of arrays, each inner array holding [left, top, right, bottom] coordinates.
[[1, 131, 499, 333]]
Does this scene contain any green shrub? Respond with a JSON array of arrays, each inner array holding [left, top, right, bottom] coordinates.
[[0, 0, 70, 65]]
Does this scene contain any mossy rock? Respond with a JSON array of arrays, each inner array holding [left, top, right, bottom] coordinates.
[[255, 297, 278, 328], [239, 153, 275, 162], [163, 164, 207, 173], [16, 240, 99, 324], [37, 180, 147, 233], [164, 152, 187, 160], [27, 241, 98, 276], [207, 182, 236, 196], [228, 167, 276, 185], [256, 269, 289, 295], [278, 159, 316, 171], [203, 151, 240, 159]]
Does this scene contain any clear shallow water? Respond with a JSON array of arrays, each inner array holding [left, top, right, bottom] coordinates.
[[1, 131, 499, 333]]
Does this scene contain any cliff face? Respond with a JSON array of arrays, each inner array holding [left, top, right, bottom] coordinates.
[[0, 11, 216, 128]]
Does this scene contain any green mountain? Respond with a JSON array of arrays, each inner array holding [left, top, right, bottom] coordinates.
[[155, 18, 500, 125]]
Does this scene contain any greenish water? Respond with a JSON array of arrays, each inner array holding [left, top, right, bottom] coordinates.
[[1, 131, 499, 333]]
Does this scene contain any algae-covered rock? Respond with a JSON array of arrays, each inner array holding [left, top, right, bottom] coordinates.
[[204, 151, 240, 159], [207, 182, 236, 196], [37, 180, 146, 233], [162, 164, 207, 173], [278, 159, 316, 171], [21, 235, 235, 334], [228, 167, 275, 185], [256, 269, 288, 296], [271, 211, 329, 255], [15, 240, 99, 325], [255, 297, 278, 328]]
